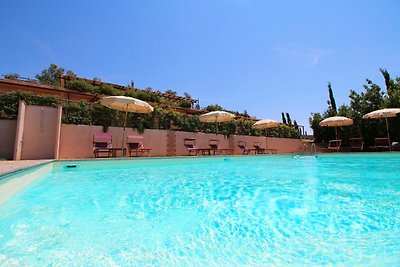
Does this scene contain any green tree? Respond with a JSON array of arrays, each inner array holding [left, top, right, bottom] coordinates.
[[327, 82, 337, 116], [66, 80, 95, 93], [380, 68, 393, 91], [381, 68, 400, 108], [178, 100, 192, 108], [205, 104, 224, 111], [309, 112, 334, 142], [65, 70, 77, 78], [62, 102, 92, 125], [286, 112, 292, 125], [97, 84, 116, 95], [165, 89, 177, 95], [0, 91, 59, 120], [310, 69, 397, 146], [281, 112, 287, 124], [35, 64, 65, 86], [4, 73, 20, 80]]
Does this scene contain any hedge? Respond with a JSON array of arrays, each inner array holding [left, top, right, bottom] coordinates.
[[0, 91, 300, 138]]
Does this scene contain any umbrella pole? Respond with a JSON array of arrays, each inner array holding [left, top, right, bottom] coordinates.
[[265, 130, 268, 149], [386, 117, 391, 151], [335, 126, 338, 140], [122, 109, 128, 149]]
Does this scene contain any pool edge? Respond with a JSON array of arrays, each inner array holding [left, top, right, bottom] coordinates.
[[0, 161, 54, 205]]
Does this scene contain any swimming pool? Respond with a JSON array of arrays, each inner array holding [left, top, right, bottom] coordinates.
[[1, 154, 400, 265]]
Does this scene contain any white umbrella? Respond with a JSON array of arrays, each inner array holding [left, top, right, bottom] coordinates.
[[362, 108, 400, 146], [252, 119, 281, 149], [319, 116, 353, 139], [252, 119, 281, 129], [199, 111, 235, 134], [100, 96, 153, 147]]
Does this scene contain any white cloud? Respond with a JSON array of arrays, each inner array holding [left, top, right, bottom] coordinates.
[[20, 32, 53, 56], [274, 43, 333, 69]]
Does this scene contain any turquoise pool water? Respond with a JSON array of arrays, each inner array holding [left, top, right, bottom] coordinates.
[[0, 154, 400, 266]]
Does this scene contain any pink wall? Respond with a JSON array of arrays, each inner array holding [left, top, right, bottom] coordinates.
[[231, 135, 302, 154], [175, 131, 232, 156], [58, 125, 303, 159], [0, 120, 17, 160], [21, 106, 59, 160], [5, 103, 303, 160], [59, 124, 168, 159]]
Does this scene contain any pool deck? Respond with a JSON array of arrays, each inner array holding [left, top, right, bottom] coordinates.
[[0, 160, 53, 176]]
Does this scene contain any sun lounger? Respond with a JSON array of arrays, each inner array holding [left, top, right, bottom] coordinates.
[[93, 132, 113, 158], [184, 138, 200, 156], [238, 141, 256, 155], [127, 136, 151, 157], [253, 142, 266, 154], [184, 138, 212, 156], [349, 137, 364, 152], [253, 142, 277, 154], [326, 139, 342, 152], [369, 137, 390, 151], [209, 139, 233, 155]]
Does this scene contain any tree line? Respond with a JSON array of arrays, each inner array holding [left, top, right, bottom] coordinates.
[[309, 69, 400, 147]]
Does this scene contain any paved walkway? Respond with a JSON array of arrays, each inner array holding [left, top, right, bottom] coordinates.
[[0, 160, 53, 176]]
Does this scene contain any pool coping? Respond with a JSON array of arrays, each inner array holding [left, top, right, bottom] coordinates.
[[2, 151, 400, 177], [0, 161, 54, 205], [0, 159, 54, 178]]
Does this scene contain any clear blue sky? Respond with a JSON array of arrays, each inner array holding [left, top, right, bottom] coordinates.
[[1, 0, 399, 133]]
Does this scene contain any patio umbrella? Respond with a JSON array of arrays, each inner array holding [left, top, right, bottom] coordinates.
[[319, 116, 353, 140], [199, 111, 235, 134], [100, 96, 153, 147], [252, 119, 281, 149], [362, 108, 400, 145]]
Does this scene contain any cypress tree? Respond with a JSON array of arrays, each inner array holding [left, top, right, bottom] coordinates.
[[380, 68, 393, 91], [327, 82, 337, 115], [281, 112, 287, 124], [286, 112, 292, 125]]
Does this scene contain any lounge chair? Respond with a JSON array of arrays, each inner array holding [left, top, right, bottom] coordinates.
[[184, 138, 199, 156], [253, 142, 266, 154], [369, 137, 390, 151], [209, 139, 233, 155], [326, 139, 342, 152], [349, 137, 364, 152], [127, 136, 151, 157], [238, 141, 256, 155], [93, 132, 113, 158], [253, 142, 277, 154], [184, 138, 212, 156]]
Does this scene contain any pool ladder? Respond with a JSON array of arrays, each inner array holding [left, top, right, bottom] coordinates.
[[301, 140, 316, 155]]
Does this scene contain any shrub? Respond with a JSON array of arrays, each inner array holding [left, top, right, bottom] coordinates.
[[96, 84, 115, 95], [178, 100, 192, 108], [62, 102, 92, 125], [134, 91, 161, 103], [0, 91, 59, 120], [66, 80, 95, 93]]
